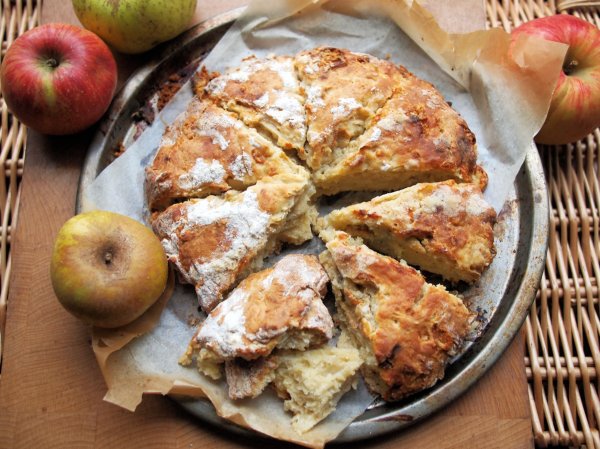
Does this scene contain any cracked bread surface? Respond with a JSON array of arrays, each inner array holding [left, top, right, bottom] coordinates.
[[151, 175, 311, 311], [184, 254, 332, 364], [319, 231, 472, 401], [146, 47, 488, 313], [203, 55, 307, 153], [148, 47, 494, 412], [312, 66, 487, 195], [295, 47, 403, 170], [145, 98, 308, 211], [325, 181, 497, 283]]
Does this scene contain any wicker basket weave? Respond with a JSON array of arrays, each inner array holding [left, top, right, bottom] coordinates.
[[0, 0, 39, 366], [0, 0, 598, 447]]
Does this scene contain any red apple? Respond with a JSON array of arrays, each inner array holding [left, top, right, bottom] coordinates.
[[512, 16, 600, 145], [0, 23, 117, 135]]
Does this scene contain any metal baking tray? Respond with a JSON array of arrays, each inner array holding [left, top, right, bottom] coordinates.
[[77, 8, 548, 444]]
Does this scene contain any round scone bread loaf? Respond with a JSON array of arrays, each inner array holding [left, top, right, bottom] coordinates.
[[144, 46, 496, 429]]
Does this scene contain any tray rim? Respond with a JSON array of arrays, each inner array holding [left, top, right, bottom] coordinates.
[[76, 8, 549, 444]]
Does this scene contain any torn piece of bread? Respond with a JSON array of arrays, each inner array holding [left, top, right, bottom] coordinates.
[[193, 254, 332, 359], [203, 55, 306, 154], [319, 231, 472, 401], [325, 181, 496, 283], [225, 356, 280, 400], [272, 340, 363, 434], [145, 98, 308, 211], [151, 175, 311, 312], [181, 254, 334, 399]]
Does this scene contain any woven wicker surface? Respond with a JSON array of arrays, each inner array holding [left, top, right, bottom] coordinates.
[[0, 0, 39, 366], [0, 0, 598, 447]]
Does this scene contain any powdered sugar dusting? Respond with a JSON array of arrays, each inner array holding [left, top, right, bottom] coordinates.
[[205, 77, 227, 95], [194, 254, 332, 359], [466, 192, 489, 216], [400, 184, 490, 218], [196, 289, 249, 357], [229, 152, 254, 180], [377, 110, 407, 132], [206, 56, 298, 96], [266, 93, 304, 128], [331, 97, 361, 118], [306, 85, 325, 108], [208, 61, 255, 93], [307, 129, 326, 144], [248, 135, 262, 148], [196, 109, 242, 151], [156, 189, 272, 311], [303, 63, 319, 75], [208, 130, 229, 150], [338, 184, 492, 239], [419, 184, 463, 216], [267, 58, 298, 90], [406, 158, 420, 168], [254, 92, 270, 108], [159, 134, 177, 147], [368, 127, 381, 143], [178, 158, 226, 190]]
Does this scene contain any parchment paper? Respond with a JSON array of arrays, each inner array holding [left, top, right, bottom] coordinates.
[[82, 0, 567, 447]]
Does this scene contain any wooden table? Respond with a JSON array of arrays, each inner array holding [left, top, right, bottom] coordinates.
[[0, 1, 534, 448]]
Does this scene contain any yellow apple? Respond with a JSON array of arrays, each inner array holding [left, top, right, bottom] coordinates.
[[50, 210, 168, 328], [72, 0, 197, 54]]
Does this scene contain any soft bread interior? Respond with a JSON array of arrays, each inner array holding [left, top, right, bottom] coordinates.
[[318, 246, 390, 396], [272, 341, 363, 433]]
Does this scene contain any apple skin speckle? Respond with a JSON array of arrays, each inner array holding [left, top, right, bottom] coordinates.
[[72, 0, 198, 54], [50, 210, 168, 328]]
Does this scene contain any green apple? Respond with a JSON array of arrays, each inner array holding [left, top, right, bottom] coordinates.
[[50, 210, 168, 328], [72, 0, 197, 54]]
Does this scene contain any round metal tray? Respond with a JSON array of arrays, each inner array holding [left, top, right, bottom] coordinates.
[[77, 9, 548, 444]]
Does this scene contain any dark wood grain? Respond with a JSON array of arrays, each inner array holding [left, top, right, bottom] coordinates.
[[0, 1, 533, 448]]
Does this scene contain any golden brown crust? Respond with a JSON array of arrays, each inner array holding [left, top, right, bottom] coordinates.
[[151, 175, 310, 311], [193, 254, 333, 360], [321, 232, 472, 401], [204, 55, 306, 153], [146, 49, 493, 405], [312, 59, 486, 194], [295, 47, 404, 170], [326, 181, 496, 283], [145, 98, 305, 211]]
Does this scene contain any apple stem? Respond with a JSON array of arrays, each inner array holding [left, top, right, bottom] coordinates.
[[104, 252, 112, 265], [564, 59, 578, 75], [46, 58, 59, 69]]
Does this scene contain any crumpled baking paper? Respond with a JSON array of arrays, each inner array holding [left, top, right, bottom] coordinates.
[[82, 0, 567, 447]]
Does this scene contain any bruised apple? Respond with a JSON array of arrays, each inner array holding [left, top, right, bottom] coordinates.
[[512, 16, 600, 144], [50, 211, 168, 328]]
